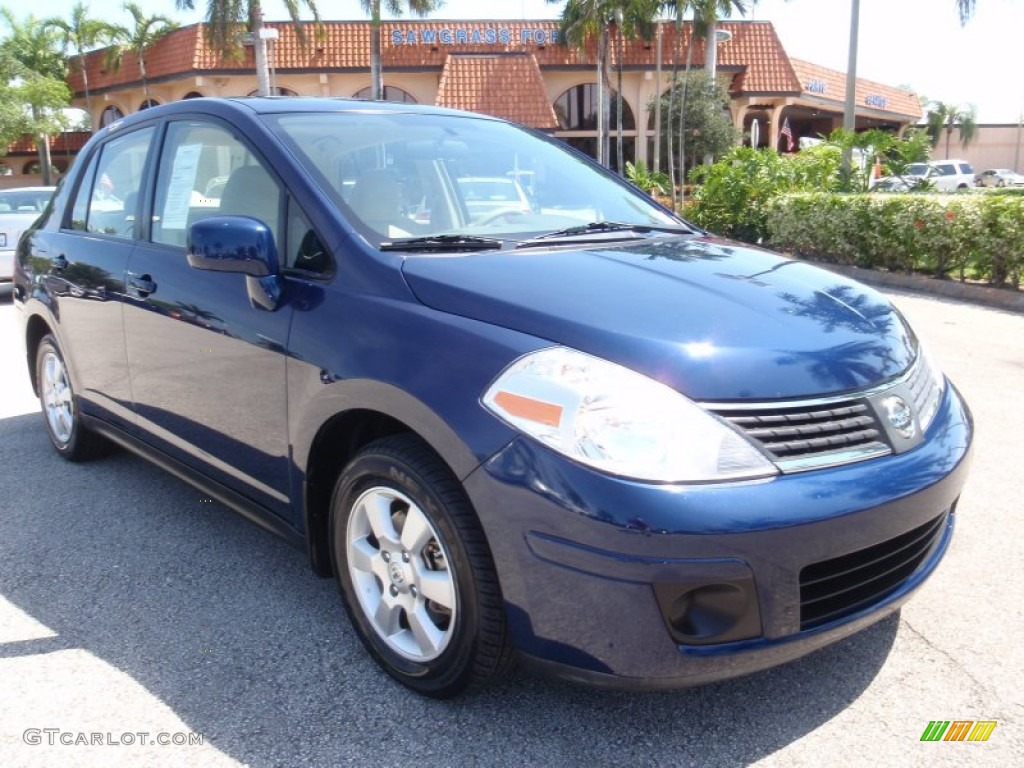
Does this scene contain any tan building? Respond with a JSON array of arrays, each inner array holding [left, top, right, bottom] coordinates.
[[48, 19, 921, 176], [929, 123, 1024, 174]]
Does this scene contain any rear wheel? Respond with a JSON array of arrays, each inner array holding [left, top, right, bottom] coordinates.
[[35, 334, 108, 461], [329, 435, 512, 697]]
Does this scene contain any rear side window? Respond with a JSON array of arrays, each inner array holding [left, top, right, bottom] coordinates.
[[68, 127, 154, 238]]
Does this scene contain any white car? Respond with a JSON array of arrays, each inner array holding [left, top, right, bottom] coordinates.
[[872, 162, 931, 192], [975, 168, 1024, 188], [927, 159, 975, 192], [0, 187, 56, 297]]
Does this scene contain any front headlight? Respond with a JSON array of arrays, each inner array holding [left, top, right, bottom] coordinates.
[[482, 347, 778, 483], [917, 345, 946, 434]]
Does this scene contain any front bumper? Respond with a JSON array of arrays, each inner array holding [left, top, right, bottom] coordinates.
[[462, 382, 972, 688]]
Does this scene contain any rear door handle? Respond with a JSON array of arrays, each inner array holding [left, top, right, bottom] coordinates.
[[51, 254, 68, 271], [127, 272, 157, 296]]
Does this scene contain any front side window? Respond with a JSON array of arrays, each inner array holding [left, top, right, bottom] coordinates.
[[151, 120, 282, 248], [68, 126, 154, 237]]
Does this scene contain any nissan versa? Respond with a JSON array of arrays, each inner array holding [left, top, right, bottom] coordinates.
[[13, 99, 973, 697]]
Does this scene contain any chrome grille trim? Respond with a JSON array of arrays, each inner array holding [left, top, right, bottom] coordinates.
[[711, 400, 891, 472], [703, 351, 942, 472]]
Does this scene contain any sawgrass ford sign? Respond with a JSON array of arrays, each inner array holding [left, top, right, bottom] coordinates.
[[391, 26, 562, 46]]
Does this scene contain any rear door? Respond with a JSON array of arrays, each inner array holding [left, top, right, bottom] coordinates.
[[34, 125, 156, 431]]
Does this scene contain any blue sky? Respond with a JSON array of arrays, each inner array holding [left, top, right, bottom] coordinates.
[[22, 0, 1024, 122]]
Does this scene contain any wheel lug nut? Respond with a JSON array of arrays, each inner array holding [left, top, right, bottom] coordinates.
[[402, 551, 410, 562], [410, 585, 418, 598], [390, 585, 399, 596], [381, 551, 390, 562]]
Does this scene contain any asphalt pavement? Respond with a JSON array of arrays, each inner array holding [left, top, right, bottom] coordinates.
[[1, 291, 1021, 768]]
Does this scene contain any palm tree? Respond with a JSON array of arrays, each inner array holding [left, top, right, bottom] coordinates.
[[362, 2, 442, 101], [45, 3, 118, 131], [686, 0, 745, 171], [551, 0, 615, 166], [660, 1, 688, 205], [610, 2, 659, 172], [926, 101, 978, 159], [0, 11, 67, 185], [107, 3, 176, 104], [175, 1, 321, 98], [695, 0, 745, 82]]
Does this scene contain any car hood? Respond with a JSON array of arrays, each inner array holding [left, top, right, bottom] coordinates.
[[401, 235, 916, 400]]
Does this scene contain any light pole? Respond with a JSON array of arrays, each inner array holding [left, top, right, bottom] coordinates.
[[842, 0, 860, 175]]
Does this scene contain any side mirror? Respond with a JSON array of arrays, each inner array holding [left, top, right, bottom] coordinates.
[[187, 216, 283, 311]]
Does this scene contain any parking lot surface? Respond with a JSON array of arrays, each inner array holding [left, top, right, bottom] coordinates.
[[1, 291, 1021, 767]]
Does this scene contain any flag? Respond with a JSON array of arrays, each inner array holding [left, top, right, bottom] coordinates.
[[780, 118, 795, 152]]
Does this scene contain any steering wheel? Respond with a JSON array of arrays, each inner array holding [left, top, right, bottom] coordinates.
[[473, 208, 530, 226]]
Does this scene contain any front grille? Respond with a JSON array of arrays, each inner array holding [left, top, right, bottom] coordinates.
[[798, 512, 947, 630], [713, 399, 890, 472]]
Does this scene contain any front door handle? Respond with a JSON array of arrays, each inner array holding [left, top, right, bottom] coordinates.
[[51, 254, 68, 272], [127, 272, 157, 296]]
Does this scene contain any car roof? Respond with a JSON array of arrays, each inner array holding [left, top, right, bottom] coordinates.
[[107, 96, 502, 125]]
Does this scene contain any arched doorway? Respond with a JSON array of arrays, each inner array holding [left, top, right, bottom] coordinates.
[[552, 83, 636, 170], [100, 106, 125, 127]]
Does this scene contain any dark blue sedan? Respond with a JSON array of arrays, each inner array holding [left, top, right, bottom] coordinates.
[[13, 98, 972, 697]]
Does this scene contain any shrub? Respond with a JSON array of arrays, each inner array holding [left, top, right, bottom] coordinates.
[[765, 193, 1023, 287]]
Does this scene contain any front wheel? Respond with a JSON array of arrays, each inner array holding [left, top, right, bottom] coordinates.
[[35, 334, 108, 461], [329, 435, 512, 697]]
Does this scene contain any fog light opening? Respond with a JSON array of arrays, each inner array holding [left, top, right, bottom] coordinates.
[[654, 579, 761, 645]]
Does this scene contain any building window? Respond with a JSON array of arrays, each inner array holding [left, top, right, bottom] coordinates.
[[24, 161, 41, 175], [101, 106, 124, 126], [139, 98, 160, 110], [553, 84, 635, 131], [353, 85, 417, 103]]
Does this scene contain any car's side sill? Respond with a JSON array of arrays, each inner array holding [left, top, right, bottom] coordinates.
[[83, 415, 307, 553]]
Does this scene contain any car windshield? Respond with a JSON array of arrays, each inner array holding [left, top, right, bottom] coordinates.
[[906, 164, 928, 176], [266, 111, 682, 248]]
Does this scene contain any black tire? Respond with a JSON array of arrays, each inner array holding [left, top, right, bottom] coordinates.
[[35, 334, 108, 461], [329, 435, 512, 697]]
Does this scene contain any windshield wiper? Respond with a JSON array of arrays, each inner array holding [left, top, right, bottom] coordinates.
[[380, 234, 504, 252], [519, 220, 693, 246]]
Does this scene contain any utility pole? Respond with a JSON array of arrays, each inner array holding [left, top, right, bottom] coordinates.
[[842, 0, 860, 176]]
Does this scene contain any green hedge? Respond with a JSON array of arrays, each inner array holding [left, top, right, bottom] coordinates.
[[765, 193, 1024, 288]]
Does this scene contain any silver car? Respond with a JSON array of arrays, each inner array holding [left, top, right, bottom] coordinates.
[[0, 187, 56, 296], [975, 168, 1024, 188]]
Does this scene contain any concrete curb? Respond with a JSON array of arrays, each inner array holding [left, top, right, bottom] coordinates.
[[805, 261, 1024, 314]]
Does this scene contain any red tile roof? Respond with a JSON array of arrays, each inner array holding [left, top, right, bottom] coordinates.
[[67, 20, 918, 121], [789, 59, 921, 119], [436, 54, 557, 129], [6, 131, 92, 154]]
